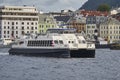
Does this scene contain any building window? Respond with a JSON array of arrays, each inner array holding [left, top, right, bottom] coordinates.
[[21, 31, 24, 35], [21, 27, 24, 30], [4, 36, 6, 38], [4, 26, 6, 29], [47, 20, 49, 23], [110, 36, 112, 39], [31, 22, 34, 25], [27, 27, 29, 29], [7, 31, 9, 34], [31, 27, 34, 30], [16, 26, 18, 29], [12, 22, 14, 25], [52, 25, 54, 28], [16, 22, 18, 25], [42, 25, 44, 28], [22, 22, 24, 25], [12, 26, 14, 29], [4, 31, 6, 34], [8, 26, 9, 29], [16, 31, 18, 34]]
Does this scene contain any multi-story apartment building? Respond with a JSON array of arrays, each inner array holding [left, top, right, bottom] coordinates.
[[86, 16, 108, 38], [0, 5, 38, 39], [39, 14, 58, 34], [86, 24, 97, 39], [67, 15, 86, 33], [100, 18, 120, 43]]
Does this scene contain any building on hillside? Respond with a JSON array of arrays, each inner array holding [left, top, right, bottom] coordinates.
[[67, 15, 86, 33], [100, 18, 120, 43], [110, 7, 120, 15], [48, 9, 73, 17], [78, 10, 109, 17], [112, 13, 120, 21], [0, 5, 38, 39], [38, 14, 58, 34], [54, 15, 71, 28]]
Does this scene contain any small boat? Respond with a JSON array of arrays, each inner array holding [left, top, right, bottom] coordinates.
[[110, 41, 120, 50], [9, 28, 95, 58], [95, 40, 110, 49], [0, 38, 15, 48]]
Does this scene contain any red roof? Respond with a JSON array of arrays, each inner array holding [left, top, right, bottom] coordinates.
[[79, 10, 109, 17]]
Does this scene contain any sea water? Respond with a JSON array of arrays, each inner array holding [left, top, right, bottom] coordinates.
[[0, 48, 120, 80]]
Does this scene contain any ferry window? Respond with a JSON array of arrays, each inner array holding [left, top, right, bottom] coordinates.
[[34, 41, 36, 46], [19, 41, 24, 44], [54, 40, 58, 44], [46, 41, 49, 46], [59, 40, 63, 44], [50, 41, 52, 46], [42, 41, 44, 46], [43, 41, 45, 46], [44, 41, 46, 46], [40, 41, 42, 46], [82, 40, 86, 43], [49, 40, 52, 46], [37, 41, 39, 46], [79, 40, 81, 43]]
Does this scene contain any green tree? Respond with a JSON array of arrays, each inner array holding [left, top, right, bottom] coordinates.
[[97, 4, 110, 12]]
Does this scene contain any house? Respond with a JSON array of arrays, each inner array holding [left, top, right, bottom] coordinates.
[[38, 14, 58, 34], [67, 15, 86, 33]]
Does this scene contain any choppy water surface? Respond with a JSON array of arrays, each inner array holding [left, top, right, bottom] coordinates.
[[0, 49, 120, 80]]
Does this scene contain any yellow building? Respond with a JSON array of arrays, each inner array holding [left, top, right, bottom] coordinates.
[[100, 18, 120, 43], [38, 14, 58, 34]]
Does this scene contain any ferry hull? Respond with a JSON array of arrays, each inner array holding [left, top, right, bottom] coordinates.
[[9, 48, 70, 58], [70, 49, 95, 58], [9, 48, 95, 58]]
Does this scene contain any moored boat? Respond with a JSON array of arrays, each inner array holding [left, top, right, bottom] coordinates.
[[9, 28, 95, 58], [109, 41, 120, 50]]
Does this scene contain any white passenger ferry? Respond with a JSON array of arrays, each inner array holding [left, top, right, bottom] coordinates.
[[9, 29, 95, 58]]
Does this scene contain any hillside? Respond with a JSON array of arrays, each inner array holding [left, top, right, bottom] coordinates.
[[80, 0, 120, 10]]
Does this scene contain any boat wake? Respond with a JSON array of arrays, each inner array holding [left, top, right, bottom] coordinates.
[[0, 52, 9, 55]]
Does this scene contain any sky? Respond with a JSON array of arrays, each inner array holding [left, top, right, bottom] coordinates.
[[0, 0, 87, 12]]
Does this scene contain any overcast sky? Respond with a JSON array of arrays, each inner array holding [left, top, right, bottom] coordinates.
[[0, 0, 87, 12]]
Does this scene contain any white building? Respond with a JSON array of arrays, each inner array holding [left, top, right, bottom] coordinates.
[[110, 7, 120, 15], [100, 18, 120, 43], [86, 24, 97, 39], [0, 5, 38, 39]]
